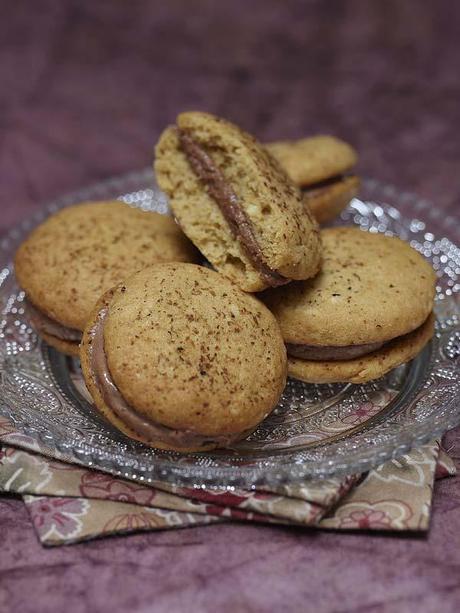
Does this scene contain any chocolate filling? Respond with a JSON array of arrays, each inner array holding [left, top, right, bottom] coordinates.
[[88, 305, 247, 448], [302, 174, 347, 199], [25, 300, 82, 343], [177, 129, 289, 288], [286, 340, 386, 361]]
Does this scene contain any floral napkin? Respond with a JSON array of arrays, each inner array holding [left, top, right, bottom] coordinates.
[[0, 415, 456, 545]]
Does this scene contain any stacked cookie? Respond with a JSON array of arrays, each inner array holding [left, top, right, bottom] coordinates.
[[80, 264, 287, 452], [267, 135, 360, 223], [262, 228, 435, 384], [15, 111, 436, 452]]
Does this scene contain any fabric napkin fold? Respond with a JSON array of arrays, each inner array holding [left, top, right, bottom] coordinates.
[[0, 414, 456, 546]]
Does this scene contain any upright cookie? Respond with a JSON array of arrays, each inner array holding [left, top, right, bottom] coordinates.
[[15, 201, 198, 355], [80, 263, 287, 452], [267, 136, 360, 224], [155, 112, 321, 292], [262, 227, 436, 383]]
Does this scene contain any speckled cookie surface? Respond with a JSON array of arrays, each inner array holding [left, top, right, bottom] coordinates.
[[303, 176, 360, 224], [15, 201, 198, 332], [288, 313, 434, 384], [262, 227, 436, 346], [155, 111, 321, 292], [80, 263, 287, 451], [266, 136, 358, 187]]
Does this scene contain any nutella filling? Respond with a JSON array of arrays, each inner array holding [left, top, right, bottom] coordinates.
[[177, 129, 289, 288], [25, 300, 82, 343], [286, 340, 386, 361], [302, 174, 347, 199], [88, 306, 246, 448]]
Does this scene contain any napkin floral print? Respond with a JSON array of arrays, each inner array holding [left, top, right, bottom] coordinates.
[[0, 415, 456, 545], [321, 442, 455, 531]]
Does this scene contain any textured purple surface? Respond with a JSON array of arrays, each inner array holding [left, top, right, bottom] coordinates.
[[1, 1, 460, 611]]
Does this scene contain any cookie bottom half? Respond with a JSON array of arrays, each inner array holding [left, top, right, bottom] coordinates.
[[287, 313, 435, 384], [40, 330, 81, 357], [303, 176, 360, 225]]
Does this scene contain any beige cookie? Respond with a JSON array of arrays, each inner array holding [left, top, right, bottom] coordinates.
[[15, 201, 198, 355], [266, 135, 358, 187], [262, 227, 436, 383], [155, 112, 321, 292], [80, 263, 287, 452]]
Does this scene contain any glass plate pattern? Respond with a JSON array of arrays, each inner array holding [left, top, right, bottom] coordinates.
[[0, 171, 459, 488]]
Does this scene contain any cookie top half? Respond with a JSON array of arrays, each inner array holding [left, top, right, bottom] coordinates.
[[266, 135, 358, 186], [83, 263, 287, 437], [262, 227, 436, 346], [155, 112, 321, 292], [15, 201, 198, 331]]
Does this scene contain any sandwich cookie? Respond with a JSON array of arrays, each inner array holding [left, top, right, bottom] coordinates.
[[155, 111, 321, 292], [266, 136, 360, 224], [80, 263, 287, 452], [262, 227, 436, 384], [15, 201, 198, 356]]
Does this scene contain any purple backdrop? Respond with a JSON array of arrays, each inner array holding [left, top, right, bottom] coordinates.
[[1, 1, 459, 611]]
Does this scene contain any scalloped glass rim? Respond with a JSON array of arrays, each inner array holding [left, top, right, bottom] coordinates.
[[0, 170, 459, 489]]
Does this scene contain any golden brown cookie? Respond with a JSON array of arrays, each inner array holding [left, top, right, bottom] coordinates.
[[266, 135, 358, 187], [80, 263, 287, 452], [15, 201, 199, 356], [262, 227, 436, 383], [155, 112, 321, 292]]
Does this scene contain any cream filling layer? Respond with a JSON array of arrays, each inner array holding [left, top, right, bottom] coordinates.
[[25, 300, 82, 343], [286, 340, 386, 361]]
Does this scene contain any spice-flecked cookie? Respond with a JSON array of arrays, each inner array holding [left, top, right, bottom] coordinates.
[[80, 263, 287, 452], [262, 227, 436, 384], [155, 111, 321, 292], [15, 201, 198, 356], [266, 136, 359, 224], [266, 135, 357, 187]]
